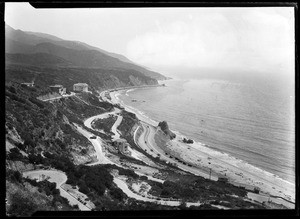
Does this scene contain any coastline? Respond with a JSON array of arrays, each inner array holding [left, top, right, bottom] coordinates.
[[106, 86, 295, 205]]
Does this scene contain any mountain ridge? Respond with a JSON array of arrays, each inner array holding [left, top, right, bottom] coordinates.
[[5, 23, 166, 80]]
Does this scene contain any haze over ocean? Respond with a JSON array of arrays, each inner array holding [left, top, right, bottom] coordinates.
[[118, 75, 295, 184]]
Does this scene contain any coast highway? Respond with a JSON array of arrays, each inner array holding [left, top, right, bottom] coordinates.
[[137, 122, 295, 205], [137, 122, 218, 181], [104, 87, 295, 207], [76, 108, 206, 206]]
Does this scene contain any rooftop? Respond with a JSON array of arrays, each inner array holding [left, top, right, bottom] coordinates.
[[50, 84, 63, 88], [74, 83, 88, 86]]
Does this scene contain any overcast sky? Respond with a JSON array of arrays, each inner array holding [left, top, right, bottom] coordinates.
[[5, 3, 295, 79]]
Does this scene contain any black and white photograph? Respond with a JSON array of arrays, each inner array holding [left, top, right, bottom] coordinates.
[[4, 2, 297, 216]]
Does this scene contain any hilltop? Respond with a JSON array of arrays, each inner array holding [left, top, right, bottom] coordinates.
[[5, 24, 167, 81]]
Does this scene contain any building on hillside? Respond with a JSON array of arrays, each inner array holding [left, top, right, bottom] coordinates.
[[113, 139, 131, 155], [21, 81, 34, 87], [73, 83, 88, 92], [49, 85, 66, 95]]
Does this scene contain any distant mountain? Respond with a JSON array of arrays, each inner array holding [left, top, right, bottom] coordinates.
[[5, 24, 56, 46], [60, 40, 136, 64], [5, 24, 166, 80], [6, 53, 73, 66], [24, 31, 65, 41], [5, 38, 34, 54], [26, 30, 135, 64]]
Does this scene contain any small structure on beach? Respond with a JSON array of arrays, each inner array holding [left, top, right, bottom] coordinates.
[[253, 187, 260, 194], [73, 83, 88, 92], [49, 84, 66, 95], [113, 139, 131, 155], [218, 177, 228, 183]]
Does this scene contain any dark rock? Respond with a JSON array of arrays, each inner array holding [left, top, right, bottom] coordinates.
[[158, 121, 176, 140]]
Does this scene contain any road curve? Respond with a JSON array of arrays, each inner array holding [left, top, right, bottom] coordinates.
[[23, 170, 90, 211], [137, 122, 218, 180], [113, 176, 202, 207]]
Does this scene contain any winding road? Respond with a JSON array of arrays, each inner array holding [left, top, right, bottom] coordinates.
[[22, 170, 91, 211], [136, 122, 218, 180], [77, 107, 204, 206]]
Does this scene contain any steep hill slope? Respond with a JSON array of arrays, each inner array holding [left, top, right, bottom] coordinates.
[[5, 64, 158, 93], [26, 30, 135, 64], [6, 53, 73, 67], [5, 24, 167, 80]]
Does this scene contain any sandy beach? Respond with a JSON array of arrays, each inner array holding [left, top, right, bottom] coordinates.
[[108, 88, 295, 205]]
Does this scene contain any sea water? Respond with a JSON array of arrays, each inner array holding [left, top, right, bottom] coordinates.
[[117, 78, 295, 184]]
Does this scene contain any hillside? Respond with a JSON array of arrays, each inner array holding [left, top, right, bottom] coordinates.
[[5, 63, 158, 93], [5, 23, 164, 92], [5, 81, 265, 215], [5, 24, 167, 80], [6, 53, 73, 67], [26, 30, 135, 64], [5, 23, 265, 216]]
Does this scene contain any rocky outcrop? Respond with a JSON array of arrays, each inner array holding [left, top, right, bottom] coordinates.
[[157, 121, 176, 140]]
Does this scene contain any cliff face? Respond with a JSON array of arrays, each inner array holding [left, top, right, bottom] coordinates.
[[157, 121, 176, 140]]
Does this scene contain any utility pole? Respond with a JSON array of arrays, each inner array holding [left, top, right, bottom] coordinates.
[[209, 168, 211, 180]]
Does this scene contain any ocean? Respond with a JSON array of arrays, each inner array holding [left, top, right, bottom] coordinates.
[[117, 78, 295, 184]]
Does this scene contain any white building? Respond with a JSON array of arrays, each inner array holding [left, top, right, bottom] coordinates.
[[49, 85, 66, 95], [113, 139, 131, 155], [21, 82, 34, 87], [73, 83, 88, 92]]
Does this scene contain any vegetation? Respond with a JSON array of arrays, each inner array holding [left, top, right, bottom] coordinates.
[[118, 110, 139, 136], [145, 176, 264, 209], [5, 61, 265, 213], [7, 192, 39, 217], [78, 92, 113, 110], [92, 115, 117, 134], [6, 169, 23, 184], [5, 63, 157, 95], [7, 148, 27, 162], [6, 169, 75, 216]]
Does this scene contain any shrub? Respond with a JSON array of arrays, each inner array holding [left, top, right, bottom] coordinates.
[[28, 154, 44, 164], [7, 169, 23, 183], [28, 97, 45, 109], [7, 193, 38, 217], [139, 175, 148, 181], [109, 187, 125, 201], [8, 148, 24, 161], [15, 142, 26, 151], [118, 168, 138, 179], [9, 86, 16, 94], [23, 134, 35, 148], [161, 189, 171, 197], [79, 184, 90, 194]]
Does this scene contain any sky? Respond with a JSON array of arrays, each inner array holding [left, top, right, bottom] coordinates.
[[5, 3, 295, 81]]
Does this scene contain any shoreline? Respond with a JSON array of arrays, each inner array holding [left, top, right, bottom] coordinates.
[[105, 85, 295, 204]]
